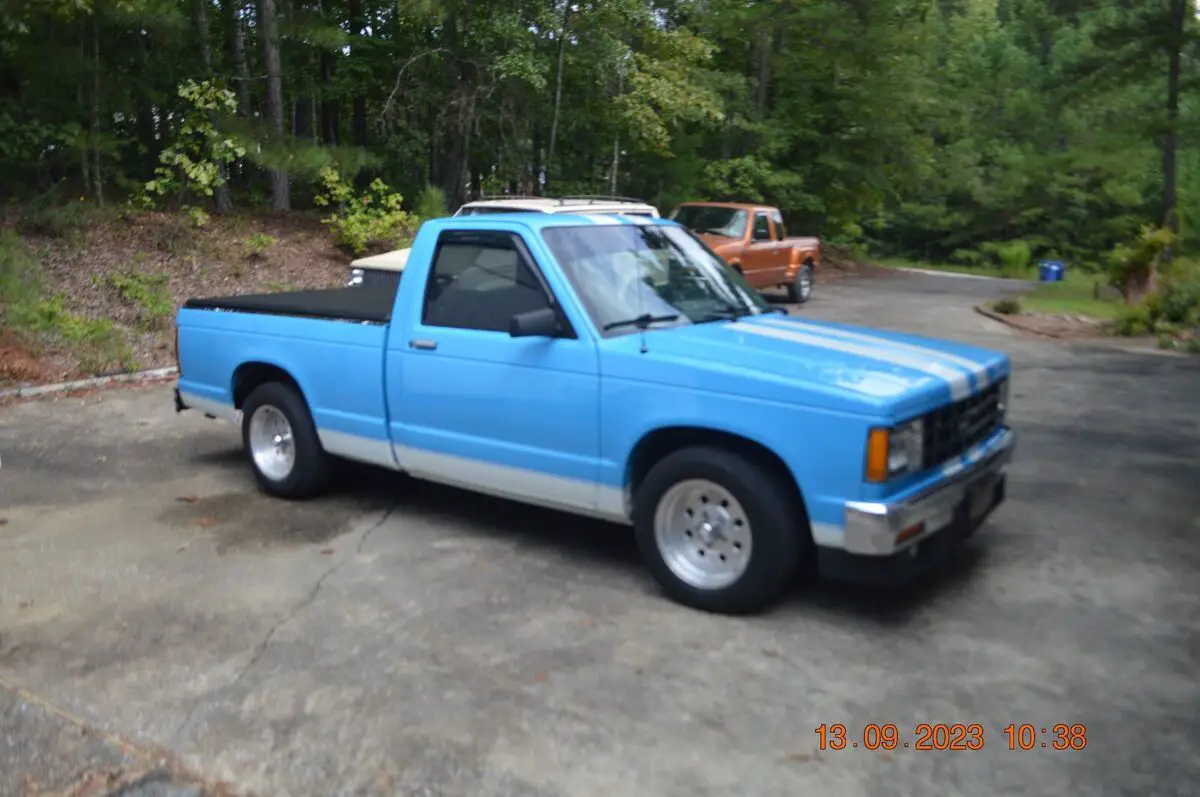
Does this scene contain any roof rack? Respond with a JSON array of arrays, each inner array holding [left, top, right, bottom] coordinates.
[[473, 193, 545, 201], [469, 193, 651, 206], [554, 195, 650, 205]]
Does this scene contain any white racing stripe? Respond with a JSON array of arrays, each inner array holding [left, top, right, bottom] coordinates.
[[732, 322, 972, 400], [756, 315, 992, 389], [576, 214, 626, 225]]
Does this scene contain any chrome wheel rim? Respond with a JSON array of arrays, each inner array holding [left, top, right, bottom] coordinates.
[[798, 267, 813, 301], [248, 405, 295, 482], [653, 479, 752, 590]]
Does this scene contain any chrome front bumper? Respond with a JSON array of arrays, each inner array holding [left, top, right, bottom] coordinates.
[[842, 428, 1016, 556]]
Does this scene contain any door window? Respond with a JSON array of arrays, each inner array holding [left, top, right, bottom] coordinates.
[[769, 209, 786, 239], [422, 232, 556, 333], [752, 212, 771, 241]]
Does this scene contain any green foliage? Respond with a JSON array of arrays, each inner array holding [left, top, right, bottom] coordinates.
[[1108, 225, 1177, 298], [244, 233, 278, 260], [1113, 305, 1152, 336], [992, 298, 1022, 315], [313, 168, 417, 255], [414, 184, 450, 222], [142, 80, 244, 208], [0, 229, 42, 314], [17, 194, 91, 240], [1, 232, 135, 373], [105, 270, 173, 329], [980, 241, 1034, 279]]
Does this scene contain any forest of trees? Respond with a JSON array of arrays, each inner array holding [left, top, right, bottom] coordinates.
[[0, 0, 1197, 269]]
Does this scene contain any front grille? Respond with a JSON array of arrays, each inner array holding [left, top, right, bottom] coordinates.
[[360, 269, 402, 289], [920, 377, 1005, 469]]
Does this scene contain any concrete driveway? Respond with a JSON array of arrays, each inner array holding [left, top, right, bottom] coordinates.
[[2, 270, 1199, 797]]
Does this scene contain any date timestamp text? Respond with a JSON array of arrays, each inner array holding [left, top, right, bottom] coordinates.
[[814, 723, 1088, 751]]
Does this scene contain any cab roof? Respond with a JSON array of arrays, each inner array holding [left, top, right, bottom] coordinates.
[[432, 212, 677, 232]]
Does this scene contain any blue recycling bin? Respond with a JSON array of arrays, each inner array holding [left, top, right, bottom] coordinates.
[[1037, 260, 1065, 282]]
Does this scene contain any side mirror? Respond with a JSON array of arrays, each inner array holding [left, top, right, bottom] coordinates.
[[509, 306, 561, 338]]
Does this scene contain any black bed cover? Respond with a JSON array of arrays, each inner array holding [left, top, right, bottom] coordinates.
[[184, 286, 395, 323]]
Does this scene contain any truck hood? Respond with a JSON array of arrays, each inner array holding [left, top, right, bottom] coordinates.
[[350, 247, 411, 272], [603, 314, 1008, 419], [695, 232, 738, 251]]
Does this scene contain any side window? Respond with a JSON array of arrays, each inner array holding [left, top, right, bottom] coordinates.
[[752, 212, 771, 241], [422, 233, 554, 333], [770, 210, 786, 240]]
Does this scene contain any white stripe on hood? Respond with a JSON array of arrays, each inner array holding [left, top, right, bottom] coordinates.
[[755, 315, 991, 389], [731, 321, 971, 400]]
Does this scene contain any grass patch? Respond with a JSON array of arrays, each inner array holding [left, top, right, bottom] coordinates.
[[872, 256, 1010, 279], [0, 230, 135, 376], [104, 269, 174, 329], [1019, 269, 1123, 320]]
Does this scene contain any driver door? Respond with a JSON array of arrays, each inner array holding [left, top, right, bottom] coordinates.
[[742, 210, 779, 287], [387, 229, 604, 514]]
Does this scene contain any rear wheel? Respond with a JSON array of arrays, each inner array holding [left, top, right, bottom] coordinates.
[[787, 262, 814, 304], [633, 446, 807, 614], [241, 382, 330, 499]]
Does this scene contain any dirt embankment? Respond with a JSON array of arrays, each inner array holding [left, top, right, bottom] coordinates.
[[2, 209, 351, 389]]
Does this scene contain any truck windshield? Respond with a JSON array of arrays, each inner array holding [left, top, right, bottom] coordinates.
[[669, 205, 748, 238], [541, 224, 774, 336]]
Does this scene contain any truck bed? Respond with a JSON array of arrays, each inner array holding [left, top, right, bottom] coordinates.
[[184, 286, 396, 323]]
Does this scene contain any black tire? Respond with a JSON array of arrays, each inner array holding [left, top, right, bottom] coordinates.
[[240, 381, 330, 499], [632, 445, 809, 614], [786, 262, 814, 304]]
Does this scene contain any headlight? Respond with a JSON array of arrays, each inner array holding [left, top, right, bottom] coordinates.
[[348, 268, 364, 287], [866, 419, 925, 482], [997, 378, 1010, 420]]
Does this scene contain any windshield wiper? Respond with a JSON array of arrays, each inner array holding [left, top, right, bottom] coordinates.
[[695, 302, 755, 323], [602, 313, 681, 331]]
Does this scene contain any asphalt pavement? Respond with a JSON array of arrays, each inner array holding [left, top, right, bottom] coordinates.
[[1, 269, 1198, 797]]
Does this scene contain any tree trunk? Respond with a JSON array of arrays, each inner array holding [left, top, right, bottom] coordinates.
[[258, 0, 290, 211], [348, 0, 367, 147], [225, 0, 252, 116], [318, 0, 338, 145], [91, 9, 104, 207], [546, 3, 571, 190], [1161, 0, 1185, 269], [196, 0, 233, 213]]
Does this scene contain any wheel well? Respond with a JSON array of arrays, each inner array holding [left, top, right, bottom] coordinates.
[[627, 426, 807, 517], [232, 362, 303, 409]]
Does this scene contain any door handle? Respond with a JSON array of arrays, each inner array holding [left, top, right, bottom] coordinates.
[[409, 339, 438, 351]]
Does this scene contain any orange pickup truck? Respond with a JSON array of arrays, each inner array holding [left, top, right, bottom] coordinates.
[[668, 202, 820, 304]]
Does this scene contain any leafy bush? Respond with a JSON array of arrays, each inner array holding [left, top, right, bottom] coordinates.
[[10, 293, 135, 373], [244, 233, 277, 260], [142, 80, 244, 213], [313, 167, 417, 255], [0, 230, 41, 316], [980, 240, 1033, 278], [1108, 225, 1175, 302], [1156, 279, 1200, 325], [17, 195, 90, 240], [106, 271, 174, 329], [415, 184, 450, 221], [1113, 305, 1152, 336], [991, 297, 1021, 315]]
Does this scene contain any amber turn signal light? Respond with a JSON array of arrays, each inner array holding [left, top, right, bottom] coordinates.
[[866, 428, 890, 483]]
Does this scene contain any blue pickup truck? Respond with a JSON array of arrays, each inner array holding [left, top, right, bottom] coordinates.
[[174, 213, 1015, 614]]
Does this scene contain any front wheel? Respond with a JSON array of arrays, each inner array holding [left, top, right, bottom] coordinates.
[[633, 446, 807, 614], [241, 381, 330, 499], [787, 263, 814, 304]]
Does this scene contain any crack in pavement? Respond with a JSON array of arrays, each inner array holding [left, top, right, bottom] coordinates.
[[173, 502, 399, 746]]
